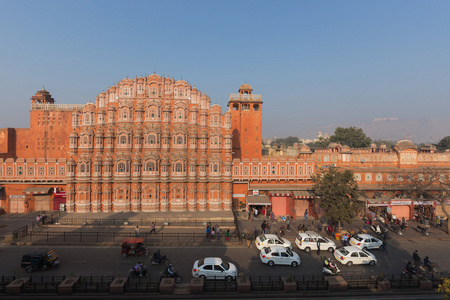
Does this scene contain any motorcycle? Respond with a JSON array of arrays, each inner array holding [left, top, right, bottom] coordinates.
[[160, 265, 182, 283], [378, 229, 390, 240], [322, 260, 340, 275], [414, 225, 429, 236], [370, 223, 382, 234], [390, 224, 404, 236], [151, 254, 170, 266], [418, 263, 437, 274], [402, 267, 418, 277], [129, 265, 148, 277]]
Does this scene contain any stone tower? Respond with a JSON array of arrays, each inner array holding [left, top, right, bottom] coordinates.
[[228, 83, 262, 160]]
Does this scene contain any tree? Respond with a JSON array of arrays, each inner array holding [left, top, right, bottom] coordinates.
[[393, 168, 450, 235], [372, 139, 396, 149], [272, 136, 299, 147], [329, 127, 372, 148], [312, 168, 362, 229], [436, 136, 450, 151]]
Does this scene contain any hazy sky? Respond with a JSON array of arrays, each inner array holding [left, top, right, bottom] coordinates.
[[1, 0, 449, 139]]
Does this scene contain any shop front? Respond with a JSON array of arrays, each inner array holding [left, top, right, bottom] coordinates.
[[268, 191, 293, 217], [413, 200, 435, 223], [54, 192, 67, 211], [292, 190, 314, 219], [390, 199, 412, 220], [23, 187, 53, 212], [246, 195, 272, 217]]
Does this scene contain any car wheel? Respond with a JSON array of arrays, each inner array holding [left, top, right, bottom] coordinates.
[[347, 261, 353, 267], [175, 276, 182, 283], [291, 261, 298, 267], [226, 276, 233, 281], [369, 260, 376, 266], [200, 275, 206, 279], [363, 247, 368, 251], [379, 245, 383, 250], [328, 247, 334, 253], [26, 267, 32, 273], [122, 253, 127, 258], [304, 247, 311, 253], [268, 260, 275, 267]]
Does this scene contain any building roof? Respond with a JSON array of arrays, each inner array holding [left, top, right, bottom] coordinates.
[[394, 140, 418, 153], [23, 187, 52, 195], [246, 195, 271, 206]]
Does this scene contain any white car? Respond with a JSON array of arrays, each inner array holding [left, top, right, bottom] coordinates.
[[349, 234, 383, 250], [260, 246, 301, 267], [255, 234, 292, 250], [295, 231, 336, 253], [334, 246, 377, 267], [192, 257, 237, 280]]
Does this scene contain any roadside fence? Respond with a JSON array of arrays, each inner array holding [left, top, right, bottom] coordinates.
[[24, 231, 240, 245]]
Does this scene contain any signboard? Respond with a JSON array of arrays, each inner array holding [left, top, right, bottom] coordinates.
[[390, 200, 412, 206], [232, 194, 246, 198], [413, 201, 434, 205], [253, 190, 259, 196]]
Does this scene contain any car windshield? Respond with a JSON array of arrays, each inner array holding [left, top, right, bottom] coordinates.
[[286, 248, 294, 256], [221, 262, 230, 270], [259, 235, 267, 242], [361, 250, 371, 256], [198, 259, 205, 267], [354, 235, 363, 242], [338, 248, 349, 256], [263, 247, 271, 254]]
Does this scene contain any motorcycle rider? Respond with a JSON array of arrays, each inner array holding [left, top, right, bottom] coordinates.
[[154, 249, 162, 263], [405, 261, 416, 274], [323, 258, 338, 274], [424, 256, 432, 270], [134, 260, 143, 276], [166, 264, 175, 277]]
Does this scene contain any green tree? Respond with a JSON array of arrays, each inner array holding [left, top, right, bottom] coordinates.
[[373, 139, 396, 149], [436, 136, 450, 151], [329, 127, 372, 148], [273, 136, 299, 147], [312, 168, 362, 229]]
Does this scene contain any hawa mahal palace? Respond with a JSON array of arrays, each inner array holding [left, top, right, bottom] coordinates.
[[1, 74, 449, 220]]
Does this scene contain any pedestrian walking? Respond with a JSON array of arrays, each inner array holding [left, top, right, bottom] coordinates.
[[286, 219, 291, 232], [381, 239, 387, 252], [254, 227, 258, 240], [317, 240, 321, 255], [280, 225, 285, 237], [413, 250, 421, 265], [206, 226, 211, 239], [261, 221, 266, 233], [304, 209, 308, 220], [270, 211, 274, 222], [211, 227, 215, 240], [436, 217, 441, 230], [248, 210, 251, 221], [266, 223, 270, 234], [254, 208, 259, 218], [216, 225, 221, 240], [150, 222, 156, 234], [225, 229, 230, 242], [135, 226, 140, 237]]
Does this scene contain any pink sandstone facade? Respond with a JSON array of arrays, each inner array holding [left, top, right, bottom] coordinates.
[[0, 76, 449, 219]]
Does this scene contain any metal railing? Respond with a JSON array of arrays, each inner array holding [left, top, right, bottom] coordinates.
[[26, 231, 239, 245], [12, 225, 28, 241], [51, 218, 235, 227]]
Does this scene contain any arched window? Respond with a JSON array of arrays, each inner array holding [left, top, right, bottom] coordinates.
[[177, 136, 183, 144], [148, 134, 156, 144], [80, 164, 85, 173], [175, 163, 183, 172], [118, 162, 126, 172], [120, 135, 127, 144], [147, 162, 155, 171]]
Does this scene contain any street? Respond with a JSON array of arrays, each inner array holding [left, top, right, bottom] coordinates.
[[1, 237, 449, 280]]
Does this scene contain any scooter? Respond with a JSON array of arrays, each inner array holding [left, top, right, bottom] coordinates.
[[390, 224, 403, 236], [129, 265, 148, 277], [415, 225, 429, 236], [151, 254, 170, 266], [371, 223, 382, 234], [160, 265, 182, 283], [322, 260, 340, 275], [378, 229, 390, 240]]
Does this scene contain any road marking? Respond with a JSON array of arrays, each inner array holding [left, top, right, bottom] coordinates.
[[71, 261, 87, 263]]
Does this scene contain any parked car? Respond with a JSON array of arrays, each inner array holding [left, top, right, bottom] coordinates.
[[350, 234, 383, 250], [255, 234, 292, 250], [334, 246, 377, 266], [192, 257, 237, 280], [260, 246, 301, 267], [295, 231, 336, 253]]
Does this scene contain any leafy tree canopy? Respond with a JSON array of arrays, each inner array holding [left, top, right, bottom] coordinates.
[[329, 127, 372, 148], [436, 136, 450, 151], [272, 136, 299, 147], [312, 168, 362, 227]]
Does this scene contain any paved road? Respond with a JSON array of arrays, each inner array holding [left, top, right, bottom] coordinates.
[[1, 237, 449, 280]]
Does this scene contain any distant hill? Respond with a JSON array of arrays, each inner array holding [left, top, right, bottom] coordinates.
[[313, 117, 450, 144]]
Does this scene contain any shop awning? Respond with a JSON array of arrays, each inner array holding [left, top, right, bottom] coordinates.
[[268, 190, 292, 196], [23, 187, 52, 195], [249, 184, 313, 191], [293, 190, 315, 199], [247, 195, 271, 206]]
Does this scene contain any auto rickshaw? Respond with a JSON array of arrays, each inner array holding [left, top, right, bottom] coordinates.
[[21, 249, 60, 273], [121, 238, 149, 257]]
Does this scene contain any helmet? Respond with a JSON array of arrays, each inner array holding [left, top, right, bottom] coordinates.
[[137, 260, 141, 263], [425, 256, 429, 259]]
